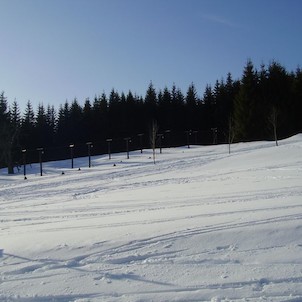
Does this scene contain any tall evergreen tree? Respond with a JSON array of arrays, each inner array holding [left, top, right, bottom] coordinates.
[[56, 101, 70, 145], [233, 60, 260, 140], [202, 84, 215, 130], [46, 105, 56, 133], [144, 82, 157, 122], [158, 86, 172, 130], [125, 90, 139, 135], [185, 83, 199, 130], [69, 98, 83, 143], [82, 97, 93, 140], [21, 100, 36, 148], [108, 89, 121, 137], [10, 100, 21, 130], [266, 61, 291, 138], [35, 103, 49, 148], [291, 67, 302, 133], [172, 86, 185, 132], [45, 105, 56, 146], [0, 92, 18, 173]]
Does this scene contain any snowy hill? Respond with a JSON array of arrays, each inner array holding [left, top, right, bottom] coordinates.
[[1, 135, 302, 302]]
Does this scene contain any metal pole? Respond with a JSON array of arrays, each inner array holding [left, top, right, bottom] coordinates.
[[185, 131, 191, 148], [86, 142, 92, 168], [157, 134, 163, 154], [37, 148, 43, 176], [106, 139, 112, 159], [138, 134, 144, 153], [124, 137, 131, 159], [22, 149, 27, 180], [69, 144, 74, 168], [211, 128, 218, 144]]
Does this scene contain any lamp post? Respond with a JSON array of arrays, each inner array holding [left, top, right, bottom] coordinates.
[[124, 137, 131, 159], [22, 149, 27, 180], [211, 127, 218, 144], [37, 148, 44, 176], [86, 142, 93, 168], [137, 133, 144, 153], [157, 133, 164, 154], [69, 144, 74, 169], [106, 139, 112, 159], [185, 130, 191, 148]]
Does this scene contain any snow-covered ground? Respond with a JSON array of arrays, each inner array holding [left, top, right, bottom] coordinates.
[[1, 135, 302, 302]]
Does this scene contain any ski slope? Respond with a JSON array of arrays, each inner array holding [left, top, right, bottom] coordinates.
[[1, 135, 302, 302]]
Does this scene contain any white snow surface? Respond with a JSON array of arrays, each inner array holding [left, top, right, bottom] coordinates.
[[1, 135, 302, 302]]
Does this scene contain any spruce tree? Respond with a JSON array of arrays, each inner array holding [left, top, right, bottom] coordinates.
[[144, 82, 157, 122], [202, 84, 215, 130], [21, 100, 36, 149], [83, 98, 93, 140], [0, 92, 18, 173], [291, 67, 302, 133], [56, 101, 70, 145], [266, 61, 291, 138], [158, 86, 172, 130], [10, 100, 21, 131], [35, 103, 49, 148], [108, 89, 121, 137], [185, 83, 199, 130], [69, 98, 83, 143], [233, 60, 260, 140]]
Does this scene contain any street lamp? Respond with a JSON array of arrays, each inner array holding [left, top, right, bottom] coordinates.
[[86, 142, 93, 168], [211, 128, 218, 144], [37, 148, 44, 176], [124, 137, 131, 159], [185, 130, 191, 148], [157, 133, 164, 154], [106, 139, 113, 159], [69, 144, 74, 169], [22, 149, 27, 180], [137, 133, 144, 153]]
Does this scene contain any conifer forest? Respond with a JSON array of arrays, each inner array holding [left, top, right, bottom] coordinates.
[[1, 60, 302, 173]]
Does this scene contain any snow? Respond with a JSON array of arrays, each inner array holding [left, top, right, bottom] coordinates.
[[1, 135, 302, 302]]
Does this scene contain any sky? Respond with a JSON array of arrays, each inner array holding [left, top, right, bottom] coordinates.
[[1, 0, 301, 111]]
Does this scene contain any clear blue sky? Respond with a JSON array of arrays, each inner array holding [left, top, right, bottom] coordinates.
[[1, 0, 301, 111]]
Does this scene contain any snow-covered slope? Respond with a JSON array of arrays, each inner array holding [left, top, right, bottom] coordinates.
[[1, 135, 302, 302]]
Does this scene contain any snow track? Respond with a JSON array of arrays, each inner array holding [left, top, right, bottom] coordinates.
[[1, 136, 302, 301]]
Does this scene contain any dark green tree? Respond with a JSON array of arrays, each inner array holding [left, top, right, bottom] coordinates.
[[171, 85, 185, 132], [82, 97, 93, 140], [108, 89, 121, 137], [0, 92, 19, 173], [21, 100, 36, 148], [233, 60, 260, 140], [158, 86, 172, 130], [185, 83, 199, 130], [10, 100, 21, 130], [290, 67, 302, 133], [201, 84, 215, 130], [69, 98, 83, 143], [266, 61, 292, 138], [35, 103, 49, 148], [56, 101, 70, 145], [144, 82, 157, 122]]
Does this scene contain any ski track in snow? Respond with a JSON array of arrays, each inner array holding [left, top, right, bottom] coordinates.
[[1, 136, 302, 301]]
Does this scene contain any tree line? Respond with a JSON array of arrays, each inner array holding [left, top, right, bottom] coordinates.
[[1, 60, 301, 173]]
